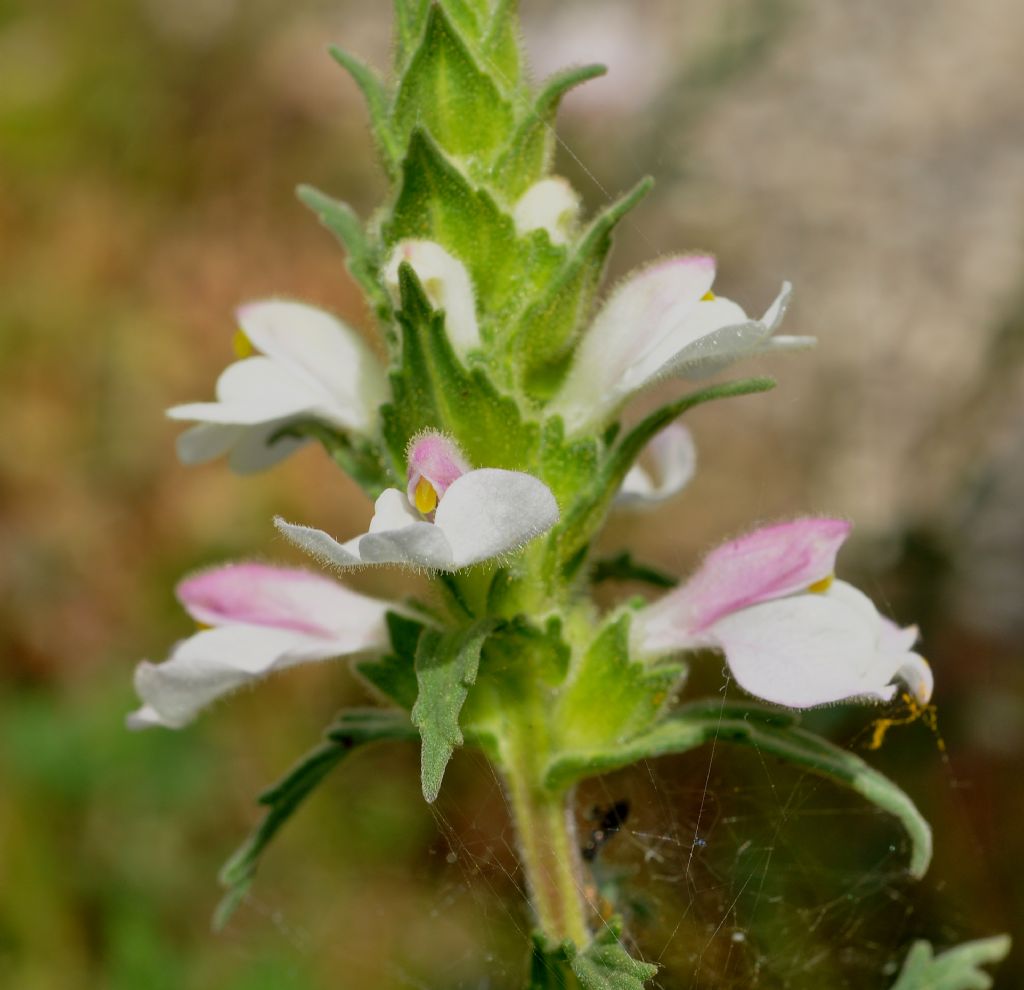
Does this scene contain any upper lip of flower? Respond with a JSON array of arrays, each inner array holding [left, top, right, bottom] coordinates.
[[550, 254, 813, 433], [166, 299, 388, 472]]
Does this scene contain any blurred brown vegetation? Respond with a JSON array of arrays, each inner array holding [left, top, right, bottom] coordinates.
[[1, 0, 1022, 987]]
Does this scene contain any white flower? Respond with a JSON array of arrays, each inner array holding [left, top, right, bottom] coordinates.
[[383, 240, 480, 358], [127, 563, 395, 729], [632, 518, 933, 708], [275, 432, 559, 571], [168, 300, 387, 473], [550, 255, 813, 433], [513, 177, 581, 245], [614, 423, 696, 510]]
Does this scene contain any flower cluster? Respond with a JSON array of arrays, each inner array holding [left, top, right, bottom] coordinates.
[[132, 2, 945, 983]]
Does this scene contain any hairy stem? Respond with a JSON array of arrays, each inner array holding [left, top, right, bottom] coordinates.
[[505, 768, 590, 948]]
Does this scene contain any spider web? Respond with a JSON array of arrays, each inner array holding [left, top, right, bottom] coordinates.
[[381, 679, 972, 990]]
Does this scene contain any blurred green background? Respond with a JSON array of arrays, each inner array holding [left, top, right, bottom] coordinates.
[[2, 0, 1022, 986]]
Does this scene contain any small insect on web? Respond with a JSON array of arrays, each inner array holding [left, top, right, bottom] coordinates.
[[582, 800, 631, 862]]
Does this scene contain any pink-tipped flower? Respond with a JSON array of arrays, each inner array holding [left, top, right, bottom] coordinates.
[[126, 563, 395, 730], [275, 433, 559, 572], [405, 432, 471, 516], [632, 518, 933, 708], [550, 255, 812, 433]]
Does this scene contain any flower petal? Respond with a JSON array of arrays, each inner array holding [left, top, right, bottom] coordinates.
[[237, 300, 386, 432], [175, 423, 246, 465], [709, 582, 927, 707], [635, 518, 851, 655], [167, 357, 316, 425], [176, 562, 390, 640], [383, 241, 480, 358], [615, 424, 696, 509], [433, 468, 560, 568], [275, 489, 455, 570], [126, 624, 373, 730], [552, 255, 717, 431], [513, 177, 581, 245]]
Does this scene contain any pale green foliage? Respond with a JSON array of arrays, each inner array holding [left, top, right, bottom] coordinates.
[[890, 936, 1011, 990]]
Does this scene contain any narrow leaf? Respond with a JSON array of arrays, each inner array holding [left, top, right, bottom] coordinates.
[[215, 708, 417, 928], [554, 377, 775, 568], [412, 621, 495, 802], [545, 703, 933, 878], [591, 552, 679, 589], [890, 936, 1011, 990], [296, 185, 390, 318], [490, 63, 607, 197], [328, 45, 401, 175]]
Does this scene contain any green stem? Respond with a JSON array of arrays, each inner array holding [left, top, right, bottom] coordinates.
[[505, 772, 590, 948]]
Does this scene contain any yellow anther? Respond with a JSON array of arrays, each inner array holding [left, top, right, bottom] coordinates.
[[701, 290, 716, 301], [807, 575, 833, 594], [866, 691, 945, 753], [414, 477, 439, 514], [232, 329, 255, 359]]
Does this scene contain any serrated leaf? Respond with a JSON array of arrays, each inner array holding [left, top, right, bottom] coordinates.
[[355, 611, 425, 709], [546, 702, 933, 878], [527, 924, 657, 990], [393, 4, 514, 167], [214, 708, 417, 928], [515, 177, 653, 390], [553, 377, 776, 570], [890, 936, 1011, 990], [556, 616, 683, 755], [491, 63, 607, 199], [384, 128, 565, 328], [296, 184, 391, 319], [381, 263, 540, 470], [412, 621, 495, 802], [328, 46, 401, 175], [590, 552, 678, 589], [569, 936, 659, 990]]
